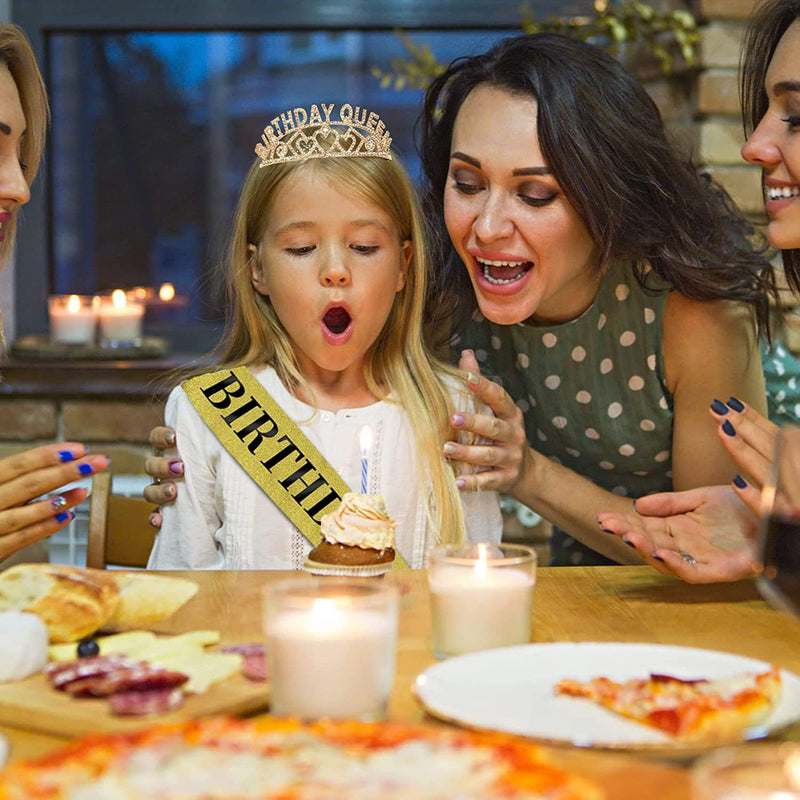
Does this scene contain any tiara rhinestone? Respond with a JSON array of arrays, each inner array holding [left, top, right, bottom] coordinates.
[[255, 103, 392, 167]]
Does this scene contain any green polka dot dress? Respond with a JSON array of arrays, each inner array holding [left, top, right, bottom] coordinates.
[[457, 261, 673, 566]]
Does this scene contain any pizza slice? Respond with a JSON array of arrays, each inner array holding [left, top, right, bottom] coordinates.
[[555, 664, 781, 741]]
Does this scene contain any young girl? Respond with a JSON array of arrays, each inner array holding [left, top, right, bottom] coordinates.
[[147, 103, 501, 570]]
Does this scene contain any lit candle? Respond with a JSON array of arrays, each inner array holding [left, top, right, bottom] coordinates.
[[428, 543, 536, 659], [265, 579, 397, 720], [360, 426, 372, 493], [98, 289, 144, 344], [48, 294, 98, 345], [158, 282, 175, 302]]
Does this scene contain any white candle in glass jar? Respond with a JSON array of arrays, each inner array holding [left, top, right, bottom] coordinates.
[[428, 543, 536, 659], [48, 294, 97, 345], [266, 582, 397, 720], [98, 289, 144, 343]]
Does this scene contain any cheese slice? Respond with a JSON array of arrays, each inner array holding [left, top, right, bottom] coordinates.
[[150, 652, 243, 693]]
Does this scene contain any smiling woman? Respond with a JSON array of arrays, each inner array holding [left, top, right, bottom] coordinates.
[[417, 32, 793, 567]]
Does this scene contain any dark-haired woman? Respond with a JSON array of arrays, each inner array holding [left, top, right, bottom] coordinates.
[[420, 32, 795, 566]]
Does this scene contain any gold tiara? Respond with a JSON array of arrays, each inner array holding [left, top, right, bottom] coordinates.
[[255, 103, 392, 167]]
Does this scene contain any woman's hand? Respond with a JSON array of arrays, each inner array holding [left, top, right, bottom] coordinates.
[[0, 443, 109, 561], [443, 350, 532, 494], [709, 397, 777, 513], [596, 485, 759, 583], [143, 426, 183, 528]]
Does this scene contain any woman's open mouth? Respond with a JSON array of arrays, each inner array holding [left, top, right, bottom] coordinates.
[[321, 305, 353, 344], [475, 257, 533, 292]]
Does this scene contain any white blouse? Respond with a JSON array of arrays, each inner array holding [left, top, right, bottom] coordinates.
[[149, 366, 502, 570]]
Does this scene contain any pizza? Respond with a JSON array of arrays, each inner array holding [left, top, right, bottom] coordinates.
[[555, 664, 782, 741], [0, 716, 602, 799]]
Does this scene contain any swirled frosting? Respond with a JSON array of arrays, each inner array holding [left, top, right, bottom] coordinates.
[[320, 492, 396, 551]]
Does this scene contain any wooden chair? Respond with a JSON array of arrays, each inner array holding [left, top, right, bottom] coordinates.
[[86, 472, 156, 569]]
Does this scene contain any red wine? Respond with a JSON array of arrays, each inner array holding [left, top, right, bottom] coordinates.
[[758, 514, 800, 619]]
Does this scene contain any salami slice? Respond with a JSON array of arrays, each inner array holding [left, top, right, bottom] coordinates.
[[65, 665, 189, 697], [47, 656, 135, 690], [108, 687, 185, 716]]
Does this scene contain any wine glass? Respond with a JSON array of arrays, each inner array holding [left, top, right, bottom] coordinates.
[[758, 425, 800, 618]]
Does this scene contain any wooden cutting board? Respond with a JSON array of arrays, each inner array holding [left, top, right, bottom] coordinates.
[[0, 671, 269, 738]]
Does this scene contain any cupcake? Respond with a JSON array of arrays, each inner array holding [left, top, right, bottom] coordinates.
[[304, 493, 396, 576]]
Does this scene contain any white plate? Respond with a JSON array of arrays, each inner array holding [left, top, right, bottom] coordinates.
[[413, 642, 800, 752]]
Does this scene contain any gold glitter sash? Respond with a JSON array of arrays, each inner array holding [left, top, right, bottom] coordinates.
[[183, 367, 408, 568]]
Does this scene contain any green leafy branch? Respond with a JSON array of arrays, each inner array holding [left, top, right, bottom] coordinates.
[[372, 1, 700, 92]]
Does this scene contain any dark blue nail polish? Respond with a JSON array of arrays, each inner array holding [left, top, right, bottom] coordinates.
[[78, 463, 94, 476], [653, 555, 665, 562], [733, 475, 747, 489], [623, 538, 636, 548], [727, 397, 745, 412], [55, 511, 73, 523], [722, 420, 736, 437], [710, 399, 728, 415], [58, 450, 75, 463]]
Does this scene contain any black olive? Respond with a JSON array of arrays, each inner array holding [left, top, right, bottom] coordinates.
[[77, 639, 100, 658]]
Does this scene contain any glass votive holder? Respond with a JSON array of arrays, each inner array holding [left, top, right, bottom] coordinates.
[[692, 743, 800, 799], [48, 294, 98, 345], [264, 577, 398, 721], [98, 289, 144, 347], [427, 542, 536, 659]]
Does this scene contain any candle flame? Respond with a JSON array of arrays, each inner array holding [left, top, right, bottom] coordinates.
[[310, 598, 341, 628], [475, 542, 489, 579], [111, 289, 127, 309], [67, 294, 81, 314], [159, 282, 175, 302], [360, 426, 373, 456]]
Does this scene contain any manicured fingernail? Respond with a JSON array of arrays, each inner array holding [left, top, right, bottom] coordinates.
[[58, 450, 75, 462], [722, 420, 736, 437], [78, 463, 94, 476], [168, 460, 184, 476], [727, 396, 745, 412], [466, 373, 480, 386], [632, 499, 638, 513], [652, 554, 665, 562], [733, 474, 747, 489], [451, 414, 465, 427], [164, 484, 176, 499], [461, 349, 474, 358], [165, 431, 176, 446], [148, 513, 159, 528], [455, 478, 466, 489], [596, 518, 613, 533], [623, 538, 636, 548], [710, 399, 728, 415], [443, 442, 457, 455], [55, 511, 74, 523], [50, 495, 67, 511]]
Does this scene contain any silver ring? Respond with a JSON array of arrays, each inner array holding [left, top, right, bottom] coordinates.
[[679, 551, 697, 565]]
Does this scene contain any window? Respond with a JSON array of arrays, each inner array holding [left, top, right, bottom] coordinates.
[[14, 1, 590, 353]]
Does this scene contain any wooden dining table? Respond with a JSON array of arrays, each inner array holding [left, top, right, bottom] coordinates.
[[2, 566, 800, 799]]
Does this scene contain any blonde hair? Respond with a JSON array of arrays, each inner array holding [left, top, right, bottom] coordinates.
[[0, 25, 49, 262], [215, 151, 467, 545]]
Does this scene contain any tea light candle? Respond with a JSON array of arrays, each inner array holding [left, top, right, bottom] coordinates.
[[428, 543, 536, 659], [48, 294, 98, 345], [265, 579, 397, 720], [98, 289, 144, 344]]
